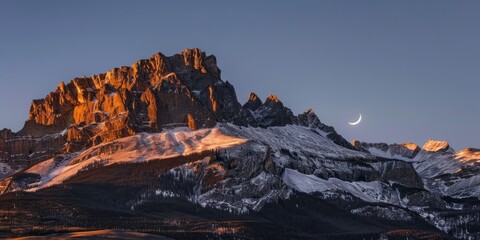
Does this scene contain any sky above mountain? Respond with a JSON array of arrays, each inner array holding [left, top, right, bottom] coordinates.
[[0, 0, 478, 150]]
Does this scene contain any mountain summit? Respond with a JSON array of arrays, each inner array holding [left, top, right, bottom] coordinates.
[[22, 48, 240, 152]]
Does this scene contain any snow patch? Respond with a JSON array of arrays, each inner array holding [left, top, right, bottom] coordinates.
[[282, 168, 398, 204]]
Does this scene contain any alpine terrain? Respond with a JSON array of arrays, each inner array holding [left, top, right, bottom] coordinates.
[[0, 48, 479, 239]]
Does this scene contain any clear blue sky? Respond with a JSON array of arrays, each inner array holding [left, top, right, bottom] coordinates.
[[0, 1, 478, 150]]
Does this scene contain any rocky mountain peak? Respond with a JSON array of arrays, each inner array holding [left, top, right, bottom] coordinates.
[[297, 109, 355, 150], [400, 142, 420, 151], [248, 92, 260, 101], [266, 94, 281, 103], [248, 94, 294, 128], [462, 148, 480, 153], [243, 92, 262, 111], [421, 139, 453, 153], [297, 108, 321, 128], [454, 148, 480, 161], [14, 48, 242, 154], [263, 95, 286, 109]]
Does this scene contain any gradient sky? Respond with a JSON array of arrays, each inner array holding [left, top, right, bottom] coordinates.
[[0, 1, 479, 150]]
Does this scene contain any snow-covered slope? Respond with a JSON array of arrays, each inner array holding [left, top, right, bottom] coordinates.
[[1, 123, 413, 212], [353, 139, 480, 199], [4, 122, 479, 239], [12, 127, 248, 191], [2, 122, 480, 238], [221, 124, 373, 164], [6, 123, 376, 192], [282, 168, 400, 204], [417, 146, 480, 177], [413, 140, 457, 178], [418, 148, 480, 198]]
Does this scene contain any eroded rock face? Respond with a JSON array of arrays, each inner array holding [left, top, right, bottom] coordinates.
[[371, 160, 424, 189], [0, 128, 64, 178], [0, 49, 245, 172], [20, 48, 241, 153]]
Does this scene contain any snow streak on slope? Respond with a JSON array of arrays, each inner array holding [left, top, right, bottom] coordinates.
[[282, 168, 400, 204], [414, 149, 480, 181], [413, 148, 480, 198], [360, 141, 480, 198], [24, 127, 248, 191], [220, 123, 373, 165], [413, 151, 460, 179], [444, 175, 480, 198]]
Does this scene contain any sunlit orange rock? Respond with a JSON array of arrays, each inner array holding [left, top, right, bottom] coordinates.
[[9, 48, 241, 159]]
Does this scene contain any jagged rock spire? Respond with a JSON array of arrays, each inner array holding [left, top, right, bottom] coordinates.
[[243, 92, 262, 111]]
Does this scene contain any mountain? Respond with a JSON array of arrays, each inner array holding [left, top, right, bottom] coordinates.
[[0, 48, 478, 239], [353, 139, 480, 197], [354, 139, 480, 238]]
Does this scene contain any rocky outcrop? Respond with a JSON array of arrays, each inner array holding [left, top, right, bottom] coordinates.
[[371, 159, 424, 189], [0, 128, 65, 178], [247, 95, 296, 128], [233, 93, 296, 128], [352, 141, 420, 160], [16, 48, 242, 153], [394, 143, 421, 158], [298, 109, 356, 150], [454, 148, 480, 163], [243, 92, 262, 111], [421, 139, 454, 153]]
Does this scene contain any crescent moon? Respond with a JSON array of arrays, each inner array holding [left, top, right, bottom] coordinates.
[[348, 114, 362, 126]]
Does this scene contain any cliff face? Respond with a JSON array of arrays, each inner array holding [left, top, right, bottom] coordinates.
[[19, 48, 241, 153]]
